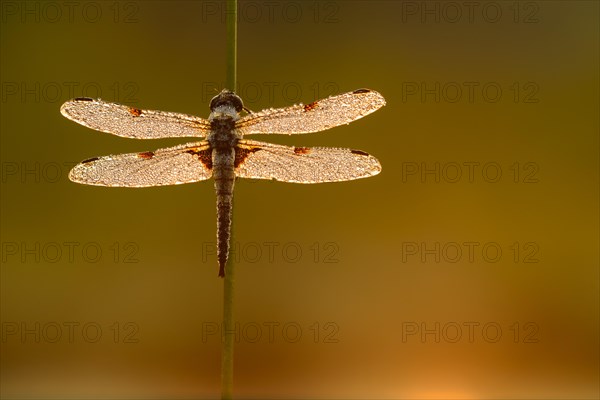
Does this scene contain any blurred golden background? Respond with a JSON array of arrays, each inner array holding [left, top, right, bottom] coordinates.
[[1, 1, 598, 398]]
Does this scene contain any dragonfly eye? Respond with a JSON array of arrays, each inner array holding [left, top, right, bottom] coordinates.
[[210, 90, 244, 113]]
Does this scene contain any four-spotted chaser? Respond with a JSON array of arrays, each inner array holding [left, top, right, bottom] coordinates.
[[61, 89, 385, 276]]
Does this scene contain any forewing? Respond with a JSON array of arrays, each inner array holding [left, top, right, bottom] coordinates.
[[69, 142, 213, 187], [236, 89, 385, 135], [234, 140, 381, 183], [61, 98, 211, 139]]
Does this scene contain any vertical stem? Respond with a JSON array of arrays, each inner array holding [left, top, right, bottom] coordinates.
[[222, 1, 237, 399], [226, 0, 237, 91], [221, 252, 235, 400]]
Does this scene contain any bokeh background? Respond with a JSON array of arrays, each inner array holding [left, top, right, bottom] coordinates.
[[1, 1, 598, 398]]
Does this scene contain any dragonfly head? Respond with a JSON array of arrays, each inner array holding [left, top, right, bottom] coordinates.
[[210, 89, 243, 113]]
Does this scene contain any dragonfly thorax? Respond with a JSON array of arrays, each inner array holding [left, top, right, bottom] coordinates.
[[208, 117, 240, 149], [208, 90, 242, 149]]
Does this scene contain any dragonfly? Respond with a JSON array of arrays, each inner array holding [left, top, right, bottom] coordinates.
[[61, 88, 386, 277]]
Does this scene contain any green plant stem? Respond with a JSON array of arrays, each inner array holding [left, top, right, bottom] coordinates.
[[221, 250, 235, 400], [226, 0, 237, 91], [221, 1, 237, 399]]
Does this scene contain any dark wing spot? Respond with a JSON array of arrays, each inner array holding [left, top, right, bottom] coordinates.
[[350, 149, 369, 156], [137, 151, 154, 159], [293, 147, 311, 155], [235, 146, 261, 168], [81, 157, 99, 164], [303, 101, 318, 112], [186, 148, 213, 170], [74, 97, 94, 102], [129, 107, 143, 117], [352, 88, 371, 94]]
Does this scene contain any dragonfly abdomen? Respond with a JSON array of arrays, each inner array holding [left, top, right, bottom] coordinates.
[[213, 148, 236, 277]]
